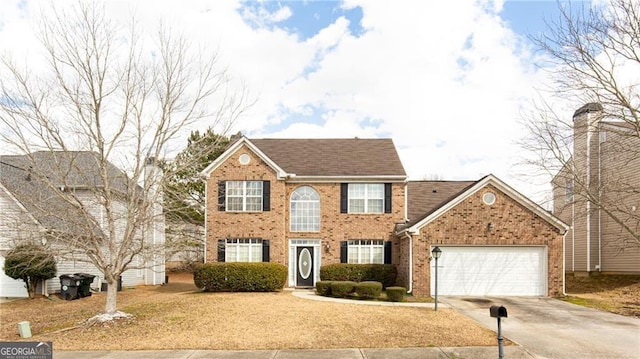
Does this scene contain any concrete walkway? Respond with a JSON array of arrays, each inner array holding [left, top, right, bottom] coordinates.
[[54, 346, 534, 359], [291, 289, 449, 308]]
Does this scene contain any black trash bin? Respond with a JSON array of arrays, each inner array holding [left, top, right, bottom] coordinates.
[[59, 274, 81, 300], [74, 273, 96, 298], [100, 276, 123, 292]]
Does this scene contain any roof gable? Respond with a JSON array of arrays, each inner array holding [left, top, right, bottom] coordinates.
[[200, 137, 288, 178], [403, 174, 568, 234]]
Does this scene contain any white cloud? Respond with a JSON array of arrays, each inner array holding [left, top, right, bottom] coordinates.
[[0, 0, 563, 200]]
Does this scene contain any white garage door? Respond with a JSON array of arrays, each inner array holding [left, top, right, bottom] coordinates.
[[0, 257, 29, 298], [431, 246, 546, 296]]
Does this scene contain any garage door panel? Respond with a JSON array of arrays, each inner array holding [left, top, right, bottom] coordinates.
[[431, 246, 546, 296]]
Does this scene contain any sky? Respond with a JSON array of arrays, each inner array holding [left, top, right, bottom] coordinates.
[[0, 0, 595, 205]]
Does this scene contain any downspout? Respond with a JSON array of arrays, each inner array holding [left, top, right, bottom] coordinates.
[[203, 179, 208, 263], [402, 231, 413, 294], [402, 182, 412, 293], [586, 112, 592, 273], [572, 195, 575, 272], [562, 229, 569, 295], [597, 128, 602, 272]]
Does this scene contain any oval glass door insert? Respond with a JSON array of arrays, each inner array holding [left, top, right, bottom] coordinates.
[[298, 248, 312, 280]]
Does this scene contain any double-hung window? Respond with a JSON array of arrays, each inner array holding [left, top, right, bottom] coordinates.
[[218, 180, 270, 212], [346, 240, 385, 264], [340, 183, 391, 214], [218, 238, 270, 262], [225, 238, 263, 262], [348, 184, 383, 213]]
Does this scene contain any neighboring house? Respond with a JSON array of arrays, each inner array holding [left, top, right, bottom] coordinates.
[[202, 137, 568, 297], [165, 220, 204, 268], [0, 151, 165, 298], [553, 103, 640, 275]]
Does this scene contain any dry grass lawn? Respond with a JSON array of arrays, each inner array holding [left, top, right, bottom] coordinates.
[[563, 274, 640, 318], [0, 272, 498, 350]]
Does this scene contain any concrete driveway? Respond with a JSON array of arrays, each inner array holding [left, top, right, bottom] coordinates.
[[442, 296, 640, 359]]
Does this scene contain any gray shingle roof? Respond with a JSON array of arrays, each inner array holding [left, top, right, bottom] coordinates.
[[250, 138, 406, 177], [1, 151, 130, 192], [406, 180, 477, 227], [0, 151, 132, 236]]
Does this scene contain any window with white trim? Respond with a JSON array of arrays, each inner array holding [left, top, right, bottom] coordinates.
[[226, 181, 263, 212], [348, 183, 384, 213], [225, 238, 263, 262], [347, 240, 384, 264], [290, 186, 320, 232]]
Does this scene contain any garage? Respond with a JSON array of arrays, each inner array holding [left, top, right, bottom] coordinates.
[[0, 257, 29, 298], [430, 246, 547, 296]]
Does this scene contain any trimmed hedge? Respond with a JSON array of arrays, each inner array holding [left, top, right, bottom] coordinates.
[[355, 281, 382, 299], [320, 264, 397, 288], [193, 262, 287, 292], [385, 286, 406, 302], [315, 281, 332, 296], [330, 281, 357, 298]]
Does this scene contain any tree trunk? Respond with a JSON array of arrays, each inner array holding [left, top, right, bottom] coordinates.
[[105, 279, 118, 314], [27, 279, 36, 299]]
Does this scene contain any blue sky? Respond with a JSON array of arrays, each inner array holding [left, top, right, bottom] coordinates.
[[0, 0, 595, 203]]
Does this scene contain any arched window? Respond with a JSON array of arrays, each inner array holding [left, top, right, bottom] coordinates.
[[290, 186, 320, 232]]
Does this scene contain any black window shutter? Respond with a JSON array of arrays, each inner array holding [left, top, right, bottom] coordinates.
[[384, 241, 392, 264], [218, 181, 226, 211], [340, 183, 348, 213], [384, 183, 392, 213], [262, 240, 270, 262], [263, 181, 271, 211], [217, 239, 226, 262], [340, 241, 347, 263]]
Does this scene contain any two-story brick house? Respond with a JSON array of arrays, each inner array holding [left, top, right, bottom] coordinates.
[[203, 137, 567, 296], [553, 103, 640, 275]]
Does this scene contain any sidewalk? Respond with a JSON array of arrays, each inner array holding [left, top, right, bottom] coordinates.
[[54, 346, 535, 359]]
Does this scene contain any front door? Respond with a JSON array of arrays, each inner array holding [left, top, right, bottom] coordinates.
[[296, 246, 314, 287]]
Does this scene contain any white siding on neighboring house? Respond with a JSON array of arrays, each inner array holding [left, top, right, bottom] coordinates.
[[1, 152, 166, 297], [0, 185, 39, 297], [0, 256, 28, 297], [74, 192, 150, 287], [44, 253, 103, 294]]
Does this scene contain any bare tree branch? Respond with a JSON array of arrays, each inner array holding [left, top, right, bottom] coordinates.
[[0, 1, 248, 315]]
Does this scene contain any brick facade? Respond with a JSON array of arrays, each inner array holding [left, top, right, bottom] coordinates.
[[407, 184, 564, 296], [205, 144, 405, 281], [204, 138, 566, 295]]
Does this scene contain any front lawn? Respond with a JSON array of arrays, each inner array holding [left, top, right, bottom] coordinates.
[[562, 274, 640, 318], [0, 272, 497, 350]]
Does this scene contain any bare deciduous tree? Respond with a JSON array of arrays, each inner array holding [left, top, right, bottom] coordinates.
[[0, 2, 246, 316], [520, 0, 640, 252]]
